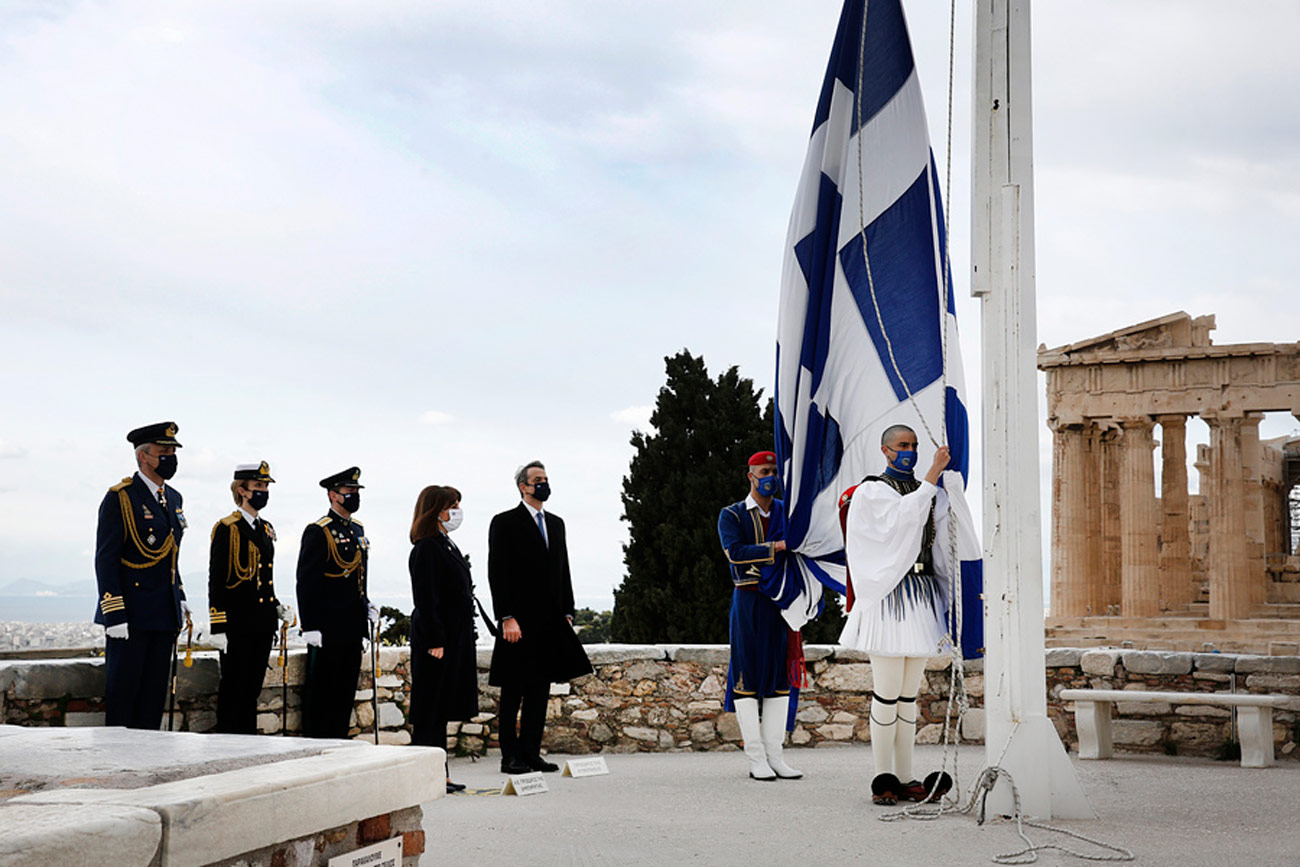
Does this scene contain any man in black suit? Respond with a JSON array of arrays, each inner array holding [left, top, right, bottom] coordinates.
[[488, 461, 592, 774], [296, 467, 377, 739], [94, 421, 191, 729]]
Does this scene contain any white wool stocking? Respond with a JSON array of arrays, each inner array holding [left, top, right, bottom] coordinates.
[[870, 655, 927, 779]]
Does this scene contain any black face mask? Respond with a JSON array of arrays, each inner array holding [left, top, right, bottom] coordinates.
[[530, 481, 551, 502], [339, 492, 361, 514], [155, 453, 178, 480], [247, 490, 269, 511]]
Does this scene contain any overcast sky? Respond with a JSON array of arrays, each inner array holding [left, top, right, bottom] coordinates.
[[2, 1, 1298, 619]]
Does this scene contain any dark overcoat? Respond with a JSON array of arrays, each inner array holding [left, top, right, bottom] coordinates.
[[408, 533, 480, 722], [486, 503, 592, 687]]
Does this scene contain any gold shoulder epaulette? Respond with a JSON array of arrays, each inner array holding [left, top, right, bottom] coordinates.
[[220, 512, 241, 526], [315, 516, 333, 527], [109, 477, 132, 492], [351, 517, 364, 527]]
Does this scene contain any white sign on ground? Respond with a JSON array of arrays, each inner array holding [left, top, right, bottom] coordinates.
[[502, 772, 548, 796], [328, 837, 401, 867], [562, 757, 609, 778]]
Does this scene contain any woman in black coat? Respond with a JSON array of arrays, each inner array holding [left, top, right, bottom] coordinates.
[[408, 485, 479, 793]]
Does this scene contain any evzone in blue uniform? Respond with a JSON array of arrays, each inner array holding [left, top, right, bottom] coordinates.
[[94, 421, 191, 729], [717, 450, 802, 781]]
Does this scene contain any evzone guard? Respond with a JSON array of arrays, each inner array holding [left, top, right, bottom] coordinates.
[[839, 424, 979, 805], [717, 450, 803, 781]]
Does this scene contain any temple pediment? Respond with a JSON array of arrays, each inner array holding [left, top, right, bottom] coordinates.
[[1039, 311, 1220, 364]]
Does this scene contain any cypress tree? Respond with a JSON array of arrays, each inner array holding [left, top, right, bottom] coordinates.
[[610, 350, 777, 642]]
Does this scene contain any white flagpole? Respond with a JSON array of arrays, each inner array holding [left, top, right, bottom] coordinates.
[[971, 0, 1091, 819]]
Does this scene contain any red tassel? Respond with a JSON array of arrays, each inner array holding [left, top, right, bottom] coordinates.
[[787, 629, 808, 690]]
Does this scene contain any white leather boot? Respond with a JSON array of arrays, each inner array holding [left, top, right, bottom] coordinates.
[[735, 698, 775, 780], [761, 697, 803, 779]]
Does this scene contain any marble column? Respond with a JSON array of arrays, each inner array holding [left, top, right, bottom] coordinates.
[[1240, 413, 1267, 610], [1206, 415, 1250, 621], [1119, 417, 1160, 617], [1156, 414, 1191, 611], [1099, 427, 1123, 615], [1050, 422, 1092, 617], [1083, 423, 1106, 616]]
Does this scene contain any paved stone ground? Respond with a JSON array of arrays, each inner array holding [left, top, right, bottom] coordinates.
[[425, 745, 1300, 866]]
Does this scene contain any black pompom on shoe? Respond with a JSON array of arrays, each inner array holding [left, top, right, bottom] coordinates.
[[871, 772, 901, 806], [921, 771, 953, 802]]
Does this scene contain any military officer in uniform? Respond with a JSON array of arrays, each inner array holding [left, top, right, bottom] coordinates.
[[296, 467, 378, 739], [94, 421, 191, 729], [208, 462, 294, 734]]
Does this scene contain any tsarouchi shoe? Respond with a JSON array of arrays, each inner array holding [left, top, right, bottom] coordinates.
[[871, 772, 902, 806], [922, 770, 953, 801]]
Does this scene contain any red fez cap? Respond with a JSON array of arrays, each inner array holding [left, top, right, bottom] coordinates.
[[748, 451, 777, 467]]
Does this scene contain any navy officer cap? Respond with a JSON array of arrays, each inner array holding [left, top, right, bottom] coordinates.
[[127, 421, 182, 448], [234, 461, 276, 483], [319, 467, 364, 489]]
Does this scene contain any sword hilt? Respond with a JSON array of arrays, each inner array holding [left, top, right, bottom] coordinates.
[[183, 616, 194, 668]]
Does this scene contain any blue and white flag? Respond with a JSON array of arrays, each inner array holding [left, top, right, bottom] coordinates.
[[769, 0, 982, 657]]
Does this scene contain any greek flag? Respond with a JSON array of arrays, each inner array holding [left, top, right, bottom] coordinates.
[[768, 0, 982, 657]]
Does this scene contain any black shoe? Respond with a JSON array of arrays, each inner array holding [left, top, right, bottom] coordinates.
[[871, 773, 902, 806], [446, 781, 466, 793], [501, 757, 532, 775], [526, 756, 560, 773]]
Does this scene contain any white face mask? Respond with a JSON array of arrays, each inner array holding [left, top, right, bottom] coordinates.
[[442, 508, 463, 533]]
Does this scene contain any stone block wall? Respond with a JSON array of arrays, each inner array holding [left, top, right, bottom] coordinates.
[[2, 646, 1297, 761], [209, 806, 423, 867]]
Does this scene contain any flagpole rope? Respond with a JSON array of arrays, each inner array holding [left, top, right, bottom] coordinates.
[[853, 0, 939, 451], [861, 5, 1132, 863], [853, 0, 967, 793]]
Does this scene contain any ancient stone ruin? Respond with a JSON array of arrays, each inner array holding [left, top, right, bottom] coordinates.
[[1040, 312, 1300, 652]]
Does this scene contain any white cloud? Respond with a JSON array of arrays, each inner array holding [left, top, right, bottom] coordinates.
[[3, 0, 1298, 615], [610, 406, 653, 428]]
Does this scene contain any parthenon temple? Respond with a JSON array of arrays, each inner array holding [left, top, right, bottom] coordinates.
[[1040, 312, 1300, 652]]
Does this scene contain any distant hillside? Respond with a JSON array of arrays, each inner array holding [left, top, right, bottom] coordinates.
[[0, 578, 91, 596]]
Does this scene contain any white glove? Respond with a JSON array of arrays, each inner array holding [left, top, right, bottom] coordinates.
[[208, 633, 228, 653], [180, 600, 192, 618], [106, 623, 129, 640], [302, 630, 323, 647], [367, 603, 380, 626], [276, 603, 295, 624]]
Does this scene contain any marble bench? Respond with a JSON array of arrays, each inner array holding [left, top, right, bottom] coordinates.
[[1059, 688, 1287, 769]]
